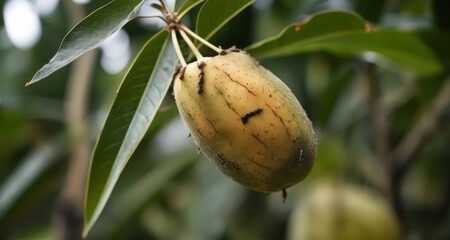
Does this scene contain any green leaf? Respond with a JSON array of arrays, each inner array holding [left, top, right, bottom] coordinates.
[[246, 10, 366, 57], [187, 160, 246, 239], [416, 29, 450, 68], [177, 0, 206, 17], [0, 135, 65, 221], [317, 66, 353, 127], [83, 31, 178, 237], [27, 0, 144, 86], [83, 0, 260, 236], [90, 150, 197, 237], [246, 10, 443, 76], [195, 0, 255, 40]]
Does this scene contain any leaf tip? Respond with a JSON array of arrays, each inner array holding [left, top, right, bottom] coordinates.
[[82, 226, 91, 239], [25, 75, 40, 87]]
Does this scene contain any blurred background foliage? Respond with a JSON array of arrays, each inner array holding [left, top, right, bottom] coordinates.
[[1, 0, 450, 239]]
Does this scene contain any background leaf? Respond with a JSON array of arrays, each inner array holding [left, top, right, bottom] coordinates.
[[0, 135, 66, 222], [27, 0, 144, 86], [1, 0, 449, 238], [3, 0, 450, 239], [89, 149, 197, 238], [195, 0, 255, 40], [246, 10, 443, 76], [83, 31, 178, 237], [186, 159, 246, 240]]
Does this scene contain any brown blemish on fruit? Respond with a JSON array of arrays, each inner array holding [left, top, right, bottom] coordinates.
[[197, 61, 206, 94], [206, 117, 220, 135], [251, 132, 268, 149], [217, 153, 242, 175], [179, 66, 186, 80], [241, 108, 263, 124], [173, 64, 181, 81], [213, 66, 256, 96], [248, 156, 273, 172], [214, 85, 241, 118], [220, 46, 241, 55], [174, 64, 186, 81], [196, 128, 206, 138], [265, 103, 291, 139]]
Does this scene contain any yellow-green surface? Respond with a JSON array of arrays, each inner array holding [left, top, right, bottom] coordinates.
[[174, 50, 316, 192]]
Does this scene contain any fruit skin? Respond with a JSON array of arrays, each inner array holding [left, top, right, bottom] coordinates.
[[288, 181, 401, 240], [173, 49, 316, 193]]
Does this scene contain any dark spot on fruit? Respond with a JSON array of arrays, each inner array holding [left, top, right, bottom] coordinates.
[[220, 46, 240, 55], [174, 65, 186, 81], [241, 108, 263, 125], [217, 153, 242, 175], [197, 61, 206, 94]]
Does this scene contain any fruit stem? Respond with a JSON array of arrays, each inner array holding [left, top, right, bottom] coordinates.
[[171, 30, 187, 66], [179, 29, 204, 60], [180, 25, 222, 53]]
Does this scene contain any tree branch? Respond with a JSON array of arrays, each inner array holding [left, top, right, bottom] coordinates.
[[390, 77, 450, 225], [392, 78, 450, 170], [356, 61, 391, 194], [53, 1, 98, 239]]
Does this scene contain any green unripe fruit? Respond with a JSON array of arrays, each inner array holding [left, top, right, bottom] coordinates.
[[173, 49, 316, 193], [288, 181, 401, 240]]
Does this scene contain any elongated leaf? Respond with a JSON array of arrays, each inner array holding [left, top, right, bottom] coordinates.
[[246, 10, 366, 56], [195, 0, 255, 39], [83, 31, 178, 237], [27, 0, 144, 86], [91, 150, 197, 238], [84, 0, 257, 236], [177, 0, 205, 17], [416, 29, 450, 67], [246, 10, 443, 76], [0, 135, 65, 221]]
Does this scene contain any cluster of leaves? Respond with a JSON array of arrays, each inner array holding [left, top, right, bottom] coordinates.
[[1, 0, 450, 239]]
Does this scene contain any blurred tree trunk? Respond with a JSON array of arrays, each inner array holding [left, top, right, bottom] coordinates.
[[52, 1, 98, 239]]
